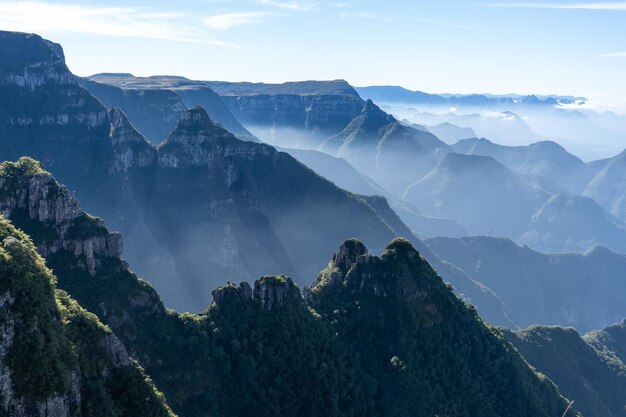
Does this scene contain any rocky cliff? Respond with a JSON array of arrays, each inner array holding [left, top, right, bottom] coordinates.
[[0, 215, 175, 417]]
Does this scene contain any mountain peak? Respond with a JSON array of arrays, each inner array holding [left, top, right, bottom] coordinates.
[[331, 238, 368, 274], [159, 105, 238, 167]]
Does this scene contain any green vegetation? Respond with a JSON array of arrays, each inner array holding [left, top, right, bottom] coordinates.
[[0, 216, 175, 416], [0, 160, 576, 417], [503, 325, 626, 417], [309, 237, 575, 417]]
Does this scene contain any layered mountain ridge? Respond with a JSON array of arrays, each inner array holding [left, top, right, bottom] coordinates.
[[0, 159, 577, 417]]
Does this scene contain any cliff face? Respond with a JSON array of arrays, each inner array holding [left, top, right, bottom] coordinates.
[[220, 94, 364, 137], [0, 32, 112, 190], [83, 74, 257, 143], [79, 78, 186, 144], [0, 216, 175, 417]]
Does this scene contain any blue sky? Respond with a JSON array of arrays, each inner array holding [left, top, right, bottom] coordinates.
[[2, 0, 626, 109]]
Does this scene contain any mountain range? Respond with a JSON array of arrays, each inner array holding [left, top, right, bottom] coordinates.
[[2, 30, 626, 417], [0, 157, 577, 417]]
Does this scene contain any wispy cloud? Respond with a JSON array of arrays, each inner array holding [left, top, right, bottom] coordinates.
[[340, 11, 392, 21], [257, 0, 318, 11], [202, 12, 273, 30], [416, 18, 473, 30], [600, 51, 626, 57], [0, 0, 239, 47], [486, 2, 626, 10]]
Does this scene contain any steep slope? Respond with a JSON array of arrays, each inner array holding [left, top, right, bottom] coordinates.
[[404, 153, 549, 237], [0, 215, 175, 417], [425, 122, 476, 143], [0, 31, 113, 193], [140, 106, 427, 309], [584, 148, 626, 222], [86, 73, 256, 142], [521, 192, 626, 253], [0, 157, 373, 417], [320, 99, 451, 196], [307, 238, 575, 417], [452, 138, 591, 193], [425, 236, 626, 332], [0, 180, 576, 417], [0, 31, 445, 312], [405, 152, 626, 253], [79, 78, 186, 144], [280, 147, 467, 238], [502, 324, 626, 417]]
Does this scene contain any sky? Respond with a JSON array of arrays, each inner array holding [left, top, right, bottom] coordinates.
[[2, 0, 626, 109]]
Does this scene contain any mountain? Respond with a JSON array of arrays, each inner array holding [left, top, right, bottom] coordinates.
[[502, 323, 626, 417], [521, 192, 626, 253], [320, 99, 451, 196], [356, 85, 574, 109], [0, 215, 175, 417], [0, 157, 578, 417], [403, 153, 549, 237], [584, 148, 626, 222], [280, 147, 467, 238], [426, 236, 626, 332], [452, 138, 592, 193], [0, 31, 445, 312], [84, 74, 256, 142], [89, 75, 365, 148], [424, 122, 476, 143], [405, 152, 626, 253], [78, 78, 187, 144], [307, 238, 575, 417], [213, 80, 365, 148]]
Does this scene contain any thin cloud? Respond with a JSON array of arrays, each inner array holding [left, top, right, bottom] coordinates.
[[257, 0, 318, 11], [202, 12, 273, 30], [600, 51, 626, 57], [340, 11, 392, 21], [0, 0, 239, 47], [486, 2, 626, 10]]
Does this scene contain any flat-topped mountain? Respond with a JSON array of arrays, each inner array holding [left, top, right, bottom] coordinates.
[[357, 85, 576, 108], [82, 75, 256, 143], [205, 79, 360, 96]]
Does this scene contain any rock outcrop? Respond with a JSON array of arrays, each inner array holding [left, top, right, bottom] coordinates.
[[0, 158, 122, 275], [0, 217, 175, 417]]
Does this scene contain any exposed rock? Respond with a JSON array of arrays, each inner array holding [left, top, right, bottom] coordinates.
[[253, 275, 303, 311], [331, 238, 367, 274], [211, 282, 252, 309], [0, 158, 124, 275]]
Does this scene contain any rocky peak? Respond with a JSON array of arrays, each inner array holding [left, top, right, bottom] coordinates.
[[158, 106, 240, 168], [0, 158, 123, 275], [253, 275, 303, 312], [108, 107, 157, 171], [167, 106, 232, 146], [211, 282, 253, 309], [211, 276, 304, 312], [331, 238, 368, 274], [0, 31, 73, 88]]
